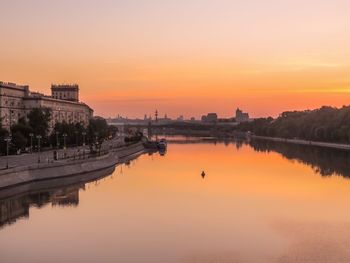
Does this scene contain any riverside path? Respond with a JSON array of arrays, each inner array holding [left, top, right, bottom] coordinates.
[[0, 137, 124, 170]]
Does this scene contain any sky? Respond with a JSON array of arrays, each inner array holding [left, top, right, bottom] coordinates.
[[1, 0, 350, 118]]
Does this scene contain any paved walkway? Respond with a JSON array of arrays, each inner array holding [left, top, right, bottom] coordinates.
[[0, 137, 124, 170], [252, 135, 350, 150]]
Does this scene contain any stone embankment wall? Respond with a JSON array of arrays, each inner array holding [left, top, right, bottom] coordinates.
[[0, 142, 146, 189]]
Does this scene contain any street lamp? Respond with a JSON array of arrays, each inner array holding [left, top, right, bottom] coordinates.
[[94, 132, 100, 156], [94, 132, 98, 144], [36, 135, 42, 163], [75, 130, 78, 146], [55, 131, 60, 149], [82, 131, 86, 146], [29, 133, 34, 153], [63, 133, 67, 150], [4, 137, 11, 169]]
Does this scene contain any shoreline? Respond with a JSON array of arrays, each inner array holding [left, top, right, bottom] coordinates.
[[0, 141, 148, 189], [251, 135, 350, 151]]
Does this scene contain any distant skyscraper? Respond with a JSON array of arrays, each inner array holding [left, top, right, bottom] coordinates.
[[235, 108, 249, 123]]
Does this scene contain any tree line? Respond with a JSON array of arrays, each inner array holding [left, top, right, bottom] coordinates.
[[235, 106, 350, 143], [0, 108, 117, 155]]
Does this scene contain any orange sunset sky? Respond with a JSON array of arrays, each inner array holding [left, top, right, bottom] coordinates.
[[1, 0, 350, 118]]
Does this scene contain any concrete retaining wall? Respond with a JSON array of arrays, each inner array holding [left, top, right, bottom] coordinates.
[[0, 142, 146, 189]]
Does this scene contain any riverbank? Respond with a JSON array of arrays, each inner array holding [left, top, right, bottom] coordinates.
[[0, 141, 148, 189], [251, 135, 350, 151]]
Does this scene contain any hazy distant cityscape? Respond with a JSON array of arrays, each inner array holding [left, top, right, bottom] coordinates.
[[107, 108, 250, 125]]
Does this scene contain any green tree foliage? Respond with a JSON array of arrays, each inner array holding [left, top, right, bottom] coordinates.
[[51, 122, 86, 147], [10, 117, 33, 150], [87, 117, 109, 143], [27, 108, 52, 138], [0, 119, 10, 155], [235, 106, 350, 143], [1, 109, 117, 153]]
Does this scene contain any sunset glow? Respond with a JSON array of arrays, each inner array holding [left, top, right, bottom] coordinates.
[[1, 0, 350, 118]]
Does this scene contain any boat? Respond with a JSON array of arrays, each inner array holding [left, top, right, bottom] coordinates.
[[157, 139, 167, 149]]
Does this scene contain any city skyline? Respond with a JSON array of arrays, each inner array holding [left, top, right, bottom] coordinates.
[[1, 0, 350, 118]]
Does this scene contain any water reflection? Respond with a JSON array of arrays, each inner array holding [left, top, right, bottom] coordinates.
[[0, 186, 81, 229], [0, 167, 114, 229], [2, 139, 350, 262], [249, 139, 350, 178], [165, 136, 350, 179], [0, 151, 148, 230]]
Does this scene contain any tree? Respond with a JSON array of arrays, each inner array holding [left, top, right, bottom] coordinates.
[[27, 108, 52, 138], [10, 117, 33, 151], [51, 121, 87, 147], [234, 105, 350, 143], [0, 120, 9, 155], [88, 117, 109, 143]]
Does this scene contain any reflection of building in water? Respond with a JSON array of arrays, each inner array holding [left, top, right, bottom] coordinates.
[[0, 186, 80, 229], [51, 187, 80, 207], [0, 197, 29, 227]]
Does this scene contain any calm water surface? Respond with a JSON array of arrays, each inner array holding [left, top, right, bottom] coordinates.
[[2, 139, 350, 263]]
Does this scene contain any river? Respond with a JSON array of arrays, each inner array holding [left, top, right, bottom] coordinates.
[[1, 138, 350, 263]]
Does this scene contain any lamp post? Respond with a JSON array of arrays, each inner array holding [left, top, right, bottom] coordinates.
[[63, 133, 67, 149], [82, 131, 86, 146], [8, 105, 12, 133], [5, 137, 11, 169], [75, 130, 78, 146], [29, 133, 34, 153], [62, 133, 67, 159], [56, 131, 60, 149], [36, 135, 42, 163], [94, 132, 98, 144], [94, 132, 99, 156]]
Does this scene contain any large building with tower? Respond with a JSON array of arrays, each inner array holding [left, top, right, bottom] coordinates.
[[0, 81, 93, 131], [235, 108, 249, 123]]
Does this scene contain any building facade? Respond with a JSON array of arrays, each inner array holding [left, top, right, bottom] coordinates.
[[235, 108, 249, 123], [51, 84, 79, 102], [0, 81, 93, 131], [201, 113, 218, 123]]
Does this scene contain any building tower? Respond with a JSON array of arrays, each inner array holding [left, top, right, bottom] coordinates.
[[155, 110, 158, 122], [51, 84, 79, 102]]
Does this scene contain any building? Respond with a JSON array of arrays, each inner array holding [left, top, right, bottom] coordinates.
[[0, 81, 93, 131], [235, 108, 249, 123], [201, 113, 218, 123], [177, 115, 184, 121], [51, 84, 79, 102]]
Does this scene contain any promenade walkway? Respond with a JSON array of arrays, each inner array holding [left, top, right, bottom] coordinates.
[[0, 137, 124, 170], [252, 135, 350, 151]]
